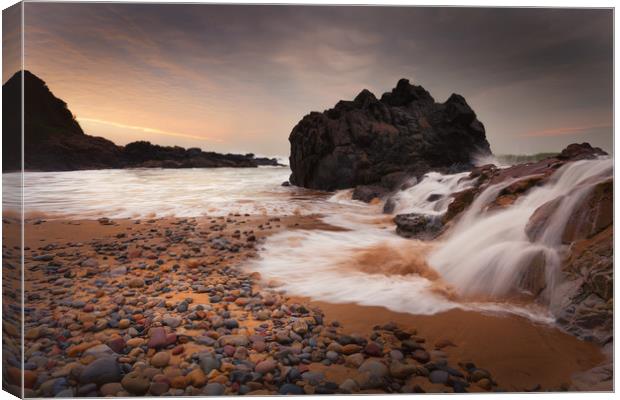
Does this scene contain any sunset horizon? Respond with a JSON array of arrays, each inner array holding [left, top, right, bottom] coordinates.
[[3, 4, 613, 156]]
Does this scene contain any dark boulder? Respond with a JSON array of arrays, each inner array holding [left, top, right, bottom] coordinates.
[[352, 185, 388, 203], [288, 78, 492, 191], [558, 143, 607, 161], [394, 213, 443, 240]]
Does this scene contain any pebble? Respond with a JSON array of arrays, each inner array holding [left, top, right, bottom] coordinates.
[[79, 358, 122, 386], [204, 383, 225, 396], [279, 383, 304, 395], [121, 370, 150, 395], [151, 352, 170, 368], [429, 370, 449, 384], [255, 359, 277, 374]]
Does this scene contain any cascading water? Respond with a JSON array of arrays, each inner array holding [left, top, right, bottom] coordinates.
[[428, 158, 613, 301], [388, 171, 474, 215]]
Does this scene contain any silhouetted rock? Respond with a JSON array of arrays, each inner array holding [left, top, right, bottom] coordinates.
[[2, 71, 281, 171], [288, 78, 492, 192]]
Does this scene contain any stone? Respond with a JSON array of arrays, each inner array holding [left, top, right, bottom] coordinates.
[[128, 278, 145, 288], [149, 381, 170, 396], [339, 378, 360, 393], [469, 369, 490, 382], [326, 351, 339, 362], [100, 382, 123, 396], [84, 344, 116, 359], [121, 370, 150, 395], [358, 359, 388, 379], [151, 352, 170, 368], [147, 327, 174, 348], [79, 358, 122, 386], [279, 383, 304, 395], [390, 361, 418, 379], [204, 383, 225, 396], [412, 349, 430, 363], [394, 213, 443, 240], [255, 359, 278, 374], [187, 368, 207, 387], [126, 338, 145, 348], [199, 355, 221, 374], [345, 353, 365, 368], [218, 334, 249, 347], [163, 316, 181, 328], [429, 370, 449, 384], [477, 378, 492, 390], [292, 319, 308, 334], [364, 342, 383, 357]]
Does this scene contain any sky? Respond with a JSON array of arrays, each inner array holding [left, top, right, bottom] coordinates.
[[4, 4, 614, 156]]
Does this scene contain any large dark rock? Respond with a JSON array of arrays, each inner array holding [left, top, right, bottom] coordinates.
[[288, 78, 491, 191], [3, 71, 123, 171], [2, 71, 281, 171]]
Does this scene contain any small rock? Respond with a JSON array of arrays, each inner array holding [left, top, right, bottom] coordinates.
[[151, 352, 170, 368]]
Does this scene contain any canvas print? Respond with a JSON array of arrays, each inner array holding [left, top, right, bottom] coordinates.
[[1, 3, 613, 398]]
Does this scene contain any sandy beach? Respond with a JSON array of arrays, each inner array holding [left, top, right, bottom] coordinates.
[[7, 214, 609, 396]]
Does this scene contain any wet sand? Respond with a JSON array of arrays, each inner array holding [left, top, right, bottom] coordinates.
[[292, 298, 607, 391], [11, 214, 612, 395]]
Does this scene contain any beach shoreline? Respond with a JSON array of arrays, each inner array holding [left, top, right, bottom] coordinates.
[[5, 214, 610, 396]]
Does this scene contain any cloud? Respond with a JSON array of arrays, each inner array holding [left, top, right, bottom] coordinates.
[[20, 4, 613, 155], [520, 123, 612, 137], [78, 118, 222, 142]]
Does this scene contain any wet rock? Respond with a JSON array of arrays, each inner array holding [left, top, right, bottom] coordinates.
[[149, 381, 170, 396], [288, 79, 491, 191], [359, 359, 388, 379], [279, 383, 304, 395], [199, 355, 221, 374], [411, 349, 430, 363], [218, 334, 249, 347], [429, 370, 449, 384], [255, 359, 278, 374], [79, 358, 122, 386], [100, 382, 124, 396], [340, 378, 360, 393], [394, 213, 442, 240], [390, 361, 418, 379], [187, 368, 207, 388], [204, 383, 225, 396], [151, 352, 170, 368], [292, 319, 308, 334], [121, 370, 150, 395], [352, 185, 389, 203], [345, 353, 365, 368]]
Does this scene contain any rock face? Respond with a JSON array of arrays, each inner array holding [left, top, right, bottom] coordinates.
[[288, 78, 491, 191], [436, 143, 612, 343], [2, 71, 280, 171], [442, 143, 607, 225]]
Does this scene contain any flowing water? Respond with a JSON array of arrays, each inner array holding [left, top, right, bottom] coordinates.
[[3, 157, 612, 325]]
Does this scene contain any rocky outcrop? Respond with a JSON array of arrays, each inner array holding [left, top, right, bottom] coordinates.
[[443, 143, 607, 225], [437, 144, 612, 343], [2, 71, 280, 171], [288, 79, 492, 193], [526, 178, 613, 343], [120, 141, 280, 169]]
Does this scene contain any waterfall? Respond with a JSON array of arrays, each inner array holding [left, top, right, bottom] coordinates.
[[428, 158, 612, 300]]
